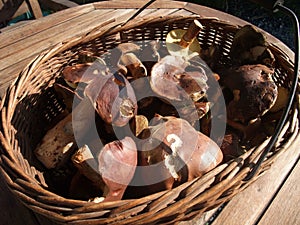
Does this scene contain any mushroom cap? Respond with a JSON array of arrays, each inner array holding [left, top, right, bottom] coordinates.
[[223, 64, 278, 123], [62, 59, 107, 88], [141, 116, 222, 177], [98, 136, 137, 201], [84, 71, 137, 127], [150, 55, 208, 103], [230, 25, 274, 66]]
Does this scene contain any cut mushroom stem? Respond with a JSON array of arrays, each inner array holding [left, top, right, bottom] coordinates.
[[179, 19, 203, 48], [72, 145, 103, 189], [166, 20, 203, 58]]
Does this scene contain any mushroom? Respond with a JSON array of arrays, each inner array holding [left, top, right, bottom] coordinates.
[[71, 137, 137, 202], [35, 97, 94, 169], [269, 86, 289, 113], [97, 137, 137, 202], [138, 115, 223, 195], [226, 117, 268, 146], [221, 64, 278, 124], [158, 101, 210, 126], [230, 25, 275, 66], [62, 63, 92, 88], [150, 55, 209, 104], [166, 19, 203, 59], [220, 131, 244, 161], [109, 42, 142, 77], [62, 58, 107, 88], [120, 51, 149, 95], [84, 67, 137, 127], [120, 52, 147, 80], [130, 115, 149, 137]]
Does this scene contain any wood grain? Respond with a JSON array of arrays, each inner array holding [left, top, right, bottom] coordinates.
[[0, 4, 95, 48], [257, 158, 300, 225], [93, 0, 187, 9], [211, 136, 300, 225]]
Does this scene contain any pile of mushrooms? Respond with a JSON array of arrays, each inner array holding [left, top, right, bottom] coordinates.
[[34, 21, 283, 202]]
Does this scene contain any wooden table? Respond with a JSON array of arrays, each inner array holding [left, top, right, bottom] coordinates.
[[0, 1, 299, 224]]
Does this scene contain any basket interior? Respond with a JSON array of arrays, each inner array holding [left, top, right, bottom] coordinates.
[[5, 16, 295, 199]]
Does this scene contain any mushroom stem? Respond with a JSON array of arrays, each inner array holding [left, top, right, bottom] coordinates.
[[72, 145, 103, 189], [179, 20, 203, 48]]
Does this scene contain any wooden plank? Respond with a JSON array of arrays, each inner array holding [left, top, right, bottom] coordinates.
[[0, 64, 27, 97], [0, 4, 95, 49], [1, 7, 176, 98], [0, 8, 140, 93], [26, 0, 43, 19], [93, 0, 187, 9], [168, 8, 194, 16], [0, 9, 116, 69], [257, 158, 300, 225], [211, 136, 300, 225]]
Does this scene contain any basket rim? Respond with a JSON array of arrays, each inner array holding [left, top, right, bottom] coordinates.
[[0, 13, 299, 224]]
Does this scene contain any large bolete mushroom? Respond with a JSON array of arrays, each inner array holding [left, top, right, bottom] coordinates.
[[150, 55, 209, 104], [222, 64, 278, 123], [98, 136, 138, 202], [72, 137, 137, 202], [84, 68, 137, 127], [230, 25, 275, 66], [137, 115, 223, 195]]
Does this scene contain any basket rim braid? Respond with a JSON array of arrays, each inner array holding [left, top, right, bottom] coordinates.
[[0, 14, 300, 225]]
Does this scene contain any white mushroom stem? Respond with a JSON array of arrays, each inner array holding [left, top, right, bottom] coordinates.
[[164, 134, 183, 179]]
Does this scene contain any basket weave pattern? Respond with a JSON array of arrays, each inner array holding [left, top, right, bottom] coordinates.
[[0, 15, 299, 224]]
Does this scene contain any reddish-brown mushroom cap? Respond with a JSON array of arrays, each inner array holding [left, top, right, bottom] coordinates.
[[150, 55, 209, 103], [138, 115, 223, 194], [98, 136, 137, 202], [84, 71, 137, 127], [62, 60, 108, 87], [230, 25, 275, 66]]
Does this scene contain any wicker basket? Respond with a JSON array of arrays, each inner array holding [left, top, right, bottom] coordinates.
[[0, 14, 299, 225]]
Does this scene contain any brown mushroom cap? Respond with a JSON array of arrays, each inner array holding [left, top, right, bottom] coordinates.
[[222, 64, 278, 123], [98, 136, 137, 202], [84, 71, 137, 127], [138, 115, 223, 194], [150, 55, 209, 103], [230, 25, 274, 66], [62, 60, 108, 88]]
